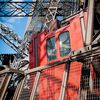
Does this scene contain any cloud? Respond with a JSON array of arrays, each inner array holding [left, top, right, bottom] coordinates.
[[7, 17, 17, 23], [8, 17, 23, 23], [12, 0, 33, 1], [12, 0, 24, 1], [4, 17, 22, 30], [4, 22, 14, 30]]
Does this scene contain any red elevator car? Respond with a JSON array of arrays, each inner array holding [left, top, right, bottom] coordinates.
[[29, 11, 95, 100]]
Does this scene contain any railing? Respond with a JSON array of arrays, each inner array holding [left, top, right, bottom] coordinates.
[[0, 66, 25, 100], [0, 43, 98, 100], [0, 43, 100, 100]]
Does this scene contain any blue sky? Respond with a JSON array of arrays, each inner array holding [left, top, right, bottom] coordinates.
[[0, 17, 28, 54]]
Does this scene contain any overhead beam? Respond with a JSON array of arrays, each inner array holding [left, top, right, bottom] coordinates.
[[0, 1, 36, 17], [0, 1, 80, 17], [85, 0, 95, 45]]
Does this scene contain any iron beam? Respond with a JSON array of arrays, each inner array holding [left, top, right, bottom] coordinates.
[[12, 77, 26, 100], [0, 1, 79, 17], [59, 62, 70, 100], [0, 73, 12, 100], [79, 10, 86, 43], [29, 72, 41, 100], [85, 0, 95, 45]]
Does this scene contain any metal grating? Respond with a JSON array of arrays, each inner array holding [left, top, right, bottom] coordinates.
[[65, 61, 82, 100], [33, 64, 65, 100], [63, 55, 100, 100], [18, 54, 100, 100], [18, 66, 64, 100], [79, 56, 100, 100]]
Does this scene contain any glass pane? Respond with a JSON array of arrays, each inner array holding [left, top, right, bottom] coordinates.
[[47, 37, 56, 61], [59, 31, 71, 57]]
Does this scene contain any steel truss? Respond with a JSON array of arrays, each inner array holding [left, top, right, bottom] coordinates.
[[0, 0, 80, 17], [43, 0, 61, 30], [0, 54, 15, 66], [0, 23, 29, 70], [43, 0, 80, 30], [0, 1, 36, 17], [0, 23, 27, 56]]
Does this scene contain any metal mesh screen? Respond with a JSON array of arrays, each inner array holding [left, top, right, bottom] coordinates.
[[59, 0, 80, 17], [34, 64, 65, 100], [65, 61, 82, 100], [18, 55, 100, 100], [64, 55, 100, 100], [79, 56, 100, 100]]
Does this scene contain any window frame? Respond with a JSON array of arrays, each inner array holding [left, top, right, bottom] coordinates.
[[33, 37, 38, 67]]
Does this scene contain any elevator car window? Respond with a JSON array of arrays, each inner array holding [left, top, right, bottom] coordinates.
[[47, 37, 56, 61], [59, 31, 71, 57]]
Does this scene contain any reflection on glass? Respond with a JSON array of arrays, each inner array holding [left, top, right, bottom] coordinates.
[[59, 31, 71, 57], [47, 37, 56, 61]]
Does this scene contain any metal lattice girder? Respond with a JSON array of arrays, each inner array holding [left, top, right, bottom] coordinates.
[[0, 1, 36, 17], [43, 0, 60, 30], [42, 0, 80, 30], [0, 73, 12, 100], [0, 23, 27, 56], [0, 23, 29, 69], [32, 0, 80, 17], [0, 0, 80, 17]]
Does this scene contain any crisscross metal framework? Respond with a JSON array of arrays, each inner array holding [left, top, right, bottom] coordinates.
[[0, 0, 80, 17], [0, 1, 36, 17], [43, 0, 79, 22], [0, 23, 27, 56]]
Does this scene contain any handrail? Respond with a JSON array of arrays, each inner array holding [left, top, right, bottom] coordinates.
[[26, 44, 100, 74]]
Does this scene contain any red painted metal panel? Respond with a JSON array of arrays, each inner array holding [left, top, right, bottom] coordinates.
[[69, 16, 84, 51], [38, 64, 65, 100], [29, 14, 86, 66], [29, 34, 37, 69], [66, 61, 83, 100], [38, 31, 48, 66], [29, 40, 34, 69]]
